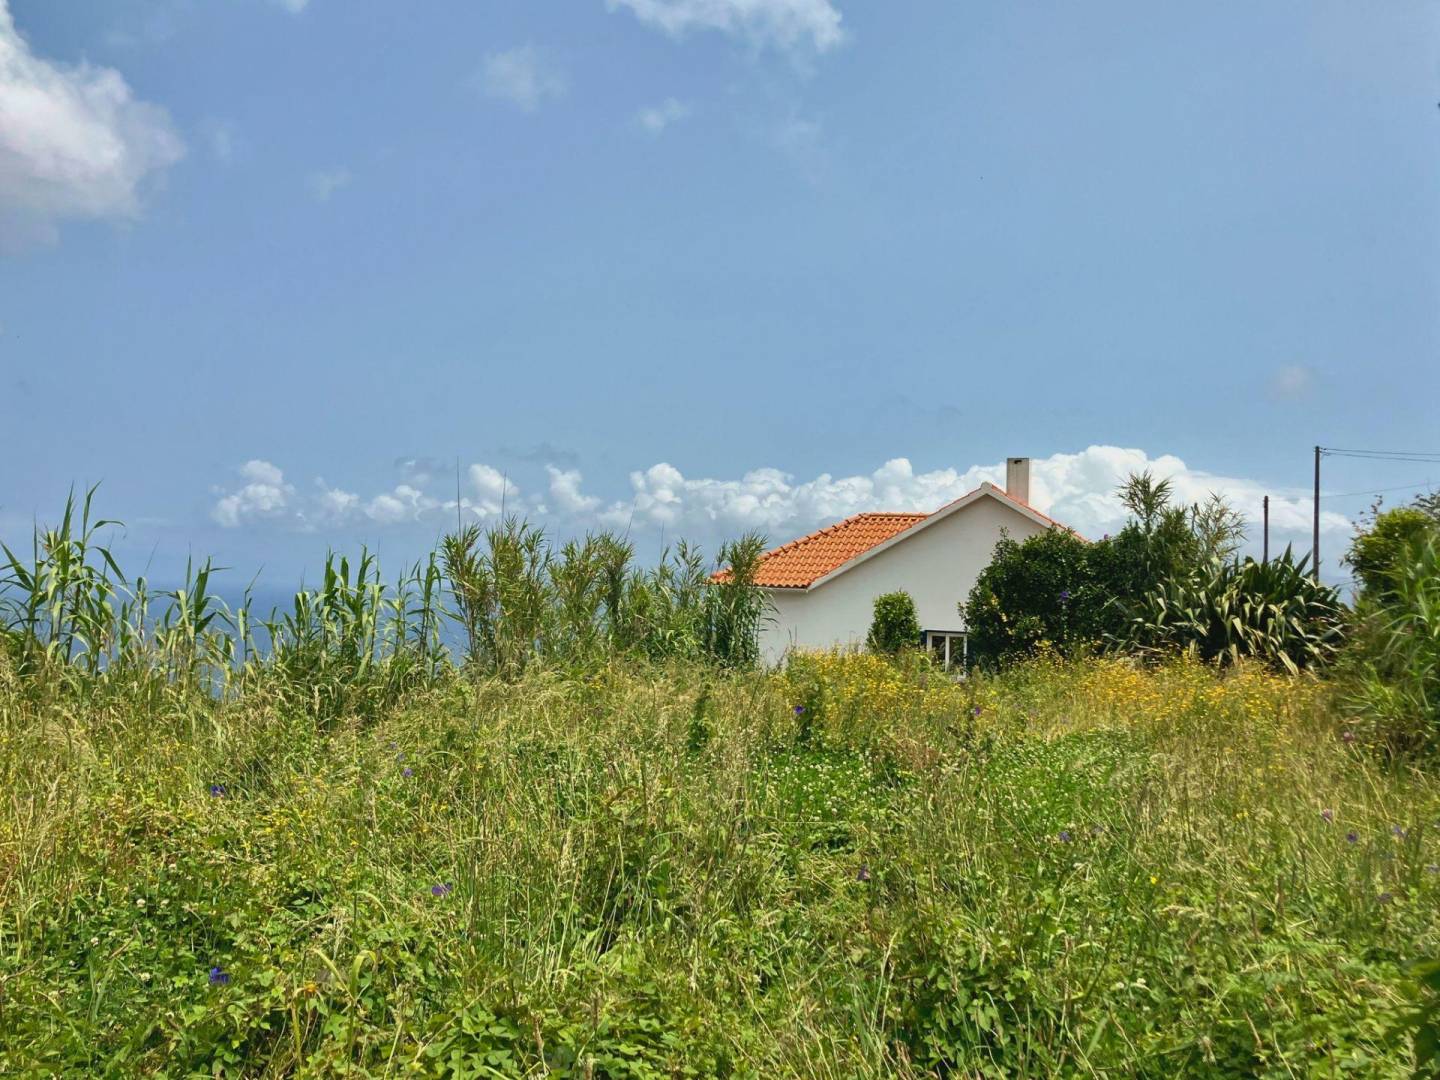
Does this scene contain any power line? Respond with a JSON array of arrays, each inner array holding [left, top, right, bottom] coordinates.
[[1319, 480, 1438, 500], [1319, 447, 1440, 463]]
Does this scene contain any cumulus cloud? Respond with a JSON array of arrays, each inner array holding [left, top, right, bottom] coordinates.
[[0, 0, 184, 248], [590, 447, 1351, 557], [211, 460, 295, 527], [208, 448, 1354, 568], [476, 46, 566, 112], [548, 466, 601, 514], [608, 0, 844, 53], [636, 97, 691, 134]]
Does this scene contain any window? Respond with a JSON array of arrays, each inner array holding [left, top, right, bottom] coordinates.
[[923, 630, 967, 671]]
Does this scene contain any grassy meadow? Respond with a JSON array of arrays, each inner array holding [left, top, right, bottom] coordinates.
[[3, 650, 1438, 1077]]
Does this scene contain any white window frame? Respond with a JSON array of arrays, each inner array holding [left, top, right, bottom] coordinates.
[[922, 630, 968, 671]]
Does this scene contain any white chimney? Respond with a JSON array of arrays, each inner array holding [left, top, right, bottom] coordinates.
[[1005, 457, 1031, 504]]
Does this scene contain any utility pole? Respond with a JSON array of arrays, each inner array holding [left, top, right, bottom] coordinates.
[[1312, 446, 1321, 581], [1262, 496, 1269, 564]]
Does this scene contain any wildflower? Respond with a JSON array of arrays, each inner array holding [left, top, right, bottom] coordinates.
[[1341, 730, 1356, 745], [1059, 589, 1072, 604], [1149, 875, 1158, 885], [793, 705, 805, 716], [209, 784, 226, 798], [209, 966, 230, 986], [1391, 825, 1407, 839], [971, 705, 982, 717], [135, 898, 146, 909], [402, 767, 414, 779], [1320, 809, 1334, 824], [431, 882, 453, 898], [140, 972, 151, 983], [1346, 831, 1358, 844], [1058, 830, 1072, 843], [856, 865, 871, 883], [396, 752, 406, 762]]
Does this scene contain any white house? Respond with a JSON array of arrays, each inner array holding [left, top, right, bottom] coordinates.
[[741, 458, 1075, 667]]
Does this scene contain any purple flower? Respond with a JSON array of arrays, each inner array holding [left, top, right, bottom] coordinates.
[[402, 767, 414, 779], [396, 751, 406, 762], [208, 966, 230, 986], [856, 865, 871, 883], [1058, 830, 1072, 843], [1346, 831, 1359, 844], [793, 705, 805, 716], [1320, 809, 1334, 824], [1059, 589, 1072, 604], [208, 784, 227, 798], [431, 882, 453, 898], [971, 705, 982, 717]]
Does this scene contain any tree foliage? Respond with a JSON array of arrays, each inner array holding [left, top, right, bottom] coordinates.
[[1346, 506, 1438, 600], [866, 591, 921, 655], [963, 472, 1251, 667]]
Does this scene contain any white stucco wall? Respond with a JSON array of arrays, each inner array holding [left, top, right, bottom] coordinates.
[[757, 493, 1050, 665]]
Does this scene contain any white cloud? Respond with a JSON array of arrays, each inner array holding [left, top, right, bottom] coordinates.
[[608, 0, 844, 53], [305, 167, 350, 202], [548, 466, 601, 514], [593, 447, 1352, 557], [636, 97, 691, 134], [0, 0, 184, 248], [207, 448, 1354, 569], [1271, 364, 1314, 399], [315, 486, 360, 521], [476, 46, 566, 112], [273, 0, 310, 12], [211, 460, 295, 527]]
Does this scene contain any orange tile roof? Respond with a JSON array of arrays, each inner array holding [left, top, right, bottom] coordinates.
[[712, 483, 1080, 590], [728, 512, 928, 589]]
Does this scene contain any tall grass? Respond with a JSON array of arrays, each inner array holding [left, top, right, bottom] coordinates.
[[3, 490, 1439, 1075], [0, 653, 1436, 1075]]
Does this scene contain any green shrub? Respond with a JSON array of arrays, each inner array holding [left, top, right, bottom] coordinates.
[[1343, 532, 1440, 752], [866, 590, 920, 655], [1122, 548, 1345, 673], [962, 473, 1250, 668], [962, 527, 1094, 664], [1347, 506, 1438, 600]]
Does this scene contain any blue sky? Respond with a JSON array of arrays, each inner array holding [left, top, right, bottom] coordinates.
[[1, 0, 1436, 589]]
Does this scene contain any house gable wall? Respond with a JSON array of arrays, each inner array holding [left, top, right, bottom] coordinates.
[[758, 494, 1049, 664]]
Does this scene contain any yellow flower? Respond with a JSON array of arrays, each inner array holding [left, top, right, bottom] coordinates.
[[1149, 875, 1158, 885]]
